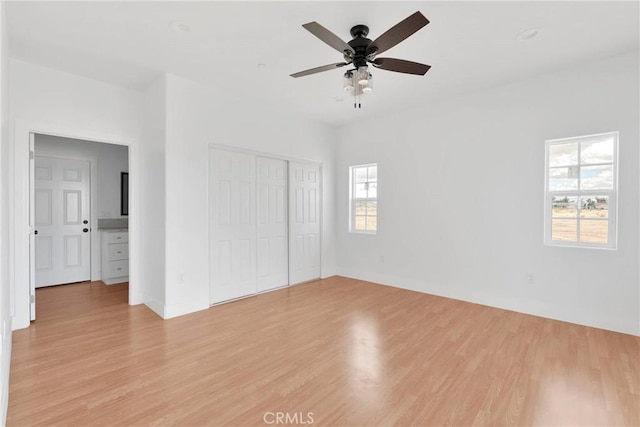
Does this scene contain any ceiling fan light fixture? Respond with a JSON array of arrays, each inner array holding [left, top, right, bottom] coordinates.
[[357, 66, 370, 85], [343, 71, 355, 91], [363, 74, 373, 93]]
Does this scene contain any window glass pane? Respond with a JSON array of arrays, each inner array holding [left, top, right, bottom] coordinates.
[[580, 196, 608, 218], [354, 216, 366, 230], [552, 196, 578, 218], [355, 167, 367, 183], [549, 143, 578, 167], [366, 201, 377, 216], [355, 183, 368, 198], [581, 165, 613, 190], [580, 220, 608, 244], [367, 166, 377, 182], [354, 202, 367, 215], [367, 182, 377, 198], [552, 219, 577, 241], [366, 216, 377, 231], [581, 138, 613, 165], [549, 167, 578, 191]]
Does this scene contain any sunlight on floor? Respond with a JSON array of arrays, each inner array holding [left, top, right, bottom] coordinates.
[[349, 314, 382, 404], [532, 375, 622, 426]]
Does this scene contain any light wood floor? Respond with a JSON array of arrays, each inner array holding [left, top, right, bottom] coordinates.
[[8, 277, 639, 426]]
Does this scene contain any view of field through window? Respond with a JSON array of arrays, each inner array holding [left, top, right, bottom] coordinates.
[[552, 195, 608, 243], [547, 133, 616, 246], [351, 164, 377, 232]]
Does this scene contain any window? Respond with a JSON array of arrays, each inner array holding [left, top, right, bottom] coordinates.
[[544, 132, 618, 248], [349, 163, 377, 233]]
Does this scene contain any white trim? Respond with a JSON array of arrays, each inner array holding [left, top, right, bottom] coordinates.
[[143, 294, 165, 319], [11, 119, 141, 330]]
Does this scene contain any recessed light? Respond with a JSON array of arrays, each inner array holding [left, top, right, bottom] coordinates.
[[334, 96, 344, 102], [517, 28, 540, 41], [171, 21, 191, 33], [256, 63, 267, 68]]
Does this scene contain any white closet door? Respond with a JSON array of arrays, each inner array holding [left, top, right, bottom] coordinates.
[[256, 157, 288, 292], [209, 149, 257, 303], [289, 161, 321, 284]]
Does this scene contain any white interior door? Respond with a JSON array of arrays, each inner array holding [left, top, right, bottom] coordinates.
[[289, 161, 321, 284], [34, 155, 91, 288], [209, 149, 257, 303], [256, 157, 288, 292]]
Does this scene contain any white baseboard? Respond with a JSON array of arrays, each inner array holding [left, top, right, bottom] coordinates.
[[335, 268, 639, 337], [163, 301, 209, 319], [144, 295, 165, 319]]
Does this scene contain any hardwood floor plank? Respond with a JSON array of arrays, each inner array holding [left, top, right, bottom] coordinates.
[[8, 278, 640, 426]]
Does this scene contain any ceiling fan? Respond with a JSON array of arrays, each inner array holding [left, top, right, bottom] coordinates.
[[290, 11, 431, 107]]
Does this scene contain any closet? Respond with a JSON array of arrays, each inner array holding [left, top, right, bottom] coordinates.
[[208, 147, 320, 305]]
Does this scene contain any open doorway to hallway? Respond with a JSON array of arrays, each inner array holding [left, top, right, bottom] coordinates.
[[31, 133, 130, 320]]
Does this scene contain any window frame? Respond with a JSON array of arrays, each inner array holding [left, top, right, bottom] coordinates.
[[349, 163, 377, 234], [544, 131, 618, 249]]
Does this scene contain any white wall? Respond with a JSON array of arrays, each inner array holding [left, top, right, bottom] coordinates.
[[8, 59, 146, 329], [336, 52, 640, 336], [34, 134, 129, 280], [162, 73, 337, 318], [138, 75, 166, 317], [0, 3, 12, 425]]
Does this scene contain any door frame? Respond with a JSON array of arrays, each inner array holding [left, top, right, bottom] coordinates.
[[12, 119, 141, 329], [207, 143, 323, 304]]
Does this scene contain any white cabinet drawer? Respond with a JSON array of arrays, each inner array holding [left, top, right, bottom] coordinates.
[[107, 243, 128, 261], [107, 232, 128, 244], [107, 260, 129, 278]]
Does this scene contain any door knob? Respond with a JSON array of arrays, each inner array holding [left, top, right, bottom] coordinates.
[[34, 230, 38, 235], [83, 220, 88, 224], [83, 228, 89, 233]]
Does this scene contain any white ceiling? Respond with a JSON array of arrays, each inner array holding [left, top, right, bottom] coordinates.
[[6, 1, 639, 127]]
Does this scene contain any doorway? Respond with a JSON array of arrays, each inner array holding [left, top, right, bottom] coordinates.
[[30, 133, 130, 320]]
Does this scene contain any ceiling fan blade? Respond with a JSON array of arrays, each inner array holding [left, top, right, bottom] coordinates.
[[290, 62, 350, 78], [302, 22, 355, 55], [371, 58, 431, 75], [368, 11, 429, 56]]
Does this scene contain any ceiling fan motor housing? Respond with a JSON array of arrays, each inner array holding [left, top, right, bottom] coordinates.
[[346, 25, 374, 68]]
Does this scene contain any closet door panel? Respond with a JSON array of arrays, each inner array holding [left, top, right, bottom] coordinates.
[[289, 161, 321, 284], [209, 149, 257, 303], [256, 157, 288, 292]]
